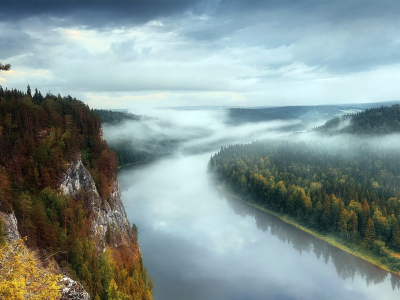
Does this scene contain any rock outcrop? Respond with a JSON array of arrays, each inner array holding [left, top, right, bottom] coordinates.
[[59, 155, 135, 253], [0, 211, 21, 243], [59, 156, 99, 198], [60, 277, 91, 300]]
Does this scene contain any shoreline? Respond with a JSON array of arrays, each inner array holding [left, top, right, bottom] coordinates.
[[216, 183, 400, 276], [118, 158, 155, 169]]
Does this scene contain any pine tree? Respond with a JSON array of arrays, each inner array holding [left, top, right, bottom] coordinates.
[[391, 219, 400, 252], [364, 217, 376, 249], [348, 210, 359, 240], [26, 84, 32, 97], [0, 219, 5, 246]]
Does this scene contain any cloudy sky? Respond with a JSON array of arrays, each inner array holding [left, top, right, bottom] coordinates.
[[1, 0, 400, 110]]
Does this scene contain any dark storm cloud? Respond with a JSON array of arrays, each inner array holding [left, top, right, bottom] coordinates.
[[0, 23, 38, 59], [167, 0, 400, 73], [0, 0, 203, 28], [2, 0, 400, 107]]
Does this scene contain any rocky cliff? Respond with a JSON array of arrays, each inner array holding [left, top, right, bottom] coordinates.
[[60, 277, 91, 300], [0, 211, 21, 243], [59, 154, 136, 254]]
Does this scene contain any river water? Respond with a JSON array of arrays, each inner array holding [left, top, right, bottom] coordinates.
[[118, 152, 400, 300]]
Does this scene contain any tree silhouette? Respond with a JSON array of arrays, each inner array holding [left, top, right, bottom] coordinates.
[[0, 63, 11, 71]]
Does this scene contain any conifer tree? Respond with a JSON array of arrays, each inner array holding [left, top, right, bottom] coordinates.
[[391, 219, 400, 252], [364, 217, 376, 249], [0, 219, 5, 246]]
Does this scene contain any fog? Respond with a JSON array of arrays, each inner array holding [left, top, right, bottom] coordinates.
[[103, 108, 321, 157], [103, 107, 400, 159], [106, 109, 400, 299]]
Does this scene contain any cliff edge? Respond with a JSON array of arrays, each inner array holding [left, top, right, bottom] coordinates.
[[59, 154, 137, 254]]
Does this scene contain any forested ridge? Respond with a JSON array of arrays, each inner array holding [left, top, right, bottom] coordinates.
[[318, 104, 400, 134], [95, 109, 182, 167], [0, 86, 153, 299], [94, 110, 155, 167], [209, 105, 400, 273], [94, 109, 142, 125]]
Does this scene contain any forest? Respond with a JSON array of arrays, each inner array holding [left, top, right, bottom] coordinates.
[[317, 104, 400, 135], [93, 109, 143, 125], [0, 86, 153, 299], [96, 109, 182, 167], [209, 105, 400, 273]]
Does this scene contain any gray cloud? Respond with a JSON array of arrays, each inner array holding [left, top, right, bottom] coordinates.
[[110, 39, 138, 61], [0, 0, 203, 27], [2, 0, 400, 107], [0, 24, 38, 59]]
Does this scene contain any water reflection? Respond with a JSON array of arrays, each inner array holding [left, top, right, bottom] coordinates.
[[119, 153, 400, 300], [218, 188, 400, 290]]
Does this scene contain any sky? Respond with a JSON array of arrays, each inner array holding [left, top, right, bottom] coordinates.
[[1, 0, 400, 110]]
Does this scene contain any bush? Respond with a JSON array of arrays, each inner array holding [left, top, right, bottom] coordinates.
[[373, 240, 389, 256]]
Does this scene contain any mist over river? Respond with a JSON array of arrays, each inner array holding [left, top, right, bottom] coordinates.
[[107, 109, 400, 300], [117, 152, 400, 300]]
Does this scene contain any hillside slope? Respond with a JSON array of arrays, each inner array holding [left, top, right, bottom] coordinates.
[[0, 87, 152, 299], [209, 104, 400, 274], [317, 104, 400, 134]]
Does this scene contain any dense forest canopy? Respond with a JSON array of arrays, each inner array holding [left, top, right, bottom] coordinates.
[[93, 109, 142, 125], [318, 104, 400, 135], [0, 86, 153, 299], [209, 105, 400, 273]]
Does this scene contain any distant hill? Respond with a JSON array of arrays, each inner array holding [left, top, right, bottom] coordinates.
[[228, 105, 351, 124], [93, 109, 142, 125], [317, 104, 400, 135]]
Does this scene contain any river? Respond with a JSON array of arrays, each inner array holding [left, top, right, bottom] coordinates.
[[118, 152, 400, 300]]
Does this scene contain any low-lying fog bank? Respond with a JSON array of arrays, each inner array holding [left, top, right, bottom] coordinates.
[[118, 152, 400, 300], [102, 108, 330, 157], [102, 108, 400, 300]]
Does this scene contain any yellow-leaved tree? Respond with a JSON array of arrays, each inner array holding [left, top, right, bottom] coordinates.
[[0, 238, 62, 299]]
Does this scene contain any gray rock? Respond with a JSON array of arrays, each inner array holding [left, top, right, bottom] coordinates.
[[0, 211, 21, 243], [59, 156, 99, 198], [60, 276, 90, 300], [59, 155, 135, 253]]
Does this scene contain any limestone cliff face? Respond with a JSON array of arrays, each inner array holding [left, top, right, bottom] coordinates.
[[0, 211, 21, 243], [59, 155, 135, 253], [60, 277, 91, 300]]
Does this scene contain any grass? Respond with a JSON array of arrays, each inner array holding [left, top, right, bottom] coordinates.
[[216, 183, 400, 275]]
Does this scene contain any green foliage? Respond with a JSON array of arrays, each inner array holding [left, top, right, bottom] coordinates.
[[99, 248, 153, 300], [0, 87, 152, 300], [131, 223, 138, 239], [364, 218, 376, 249], [0, 219, 5, 246], [372, 240, 389, 256], [93, 109, 142, 125], [318, 104, 400, 135], [209, 136, 400, 268]]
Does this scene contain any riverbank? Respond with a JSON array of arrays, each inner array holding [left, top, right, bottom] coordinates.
[[216, 183, 400, 276], [118, 158, 155, 169]]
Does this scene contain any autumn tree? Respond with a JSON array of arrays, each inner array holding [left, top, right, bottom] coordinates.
[[0, 238, 62, 299], [363, 217, 376, 249], [0, 87, 153, 300], [0, 63, 11, 72], [391, 219, 400, 252], [0, 219, 5, 246]]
